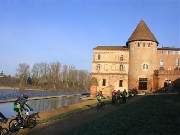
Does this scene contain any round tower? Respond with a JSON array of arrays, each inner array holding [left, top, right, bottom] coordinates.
[[126, 20, 159, 93]]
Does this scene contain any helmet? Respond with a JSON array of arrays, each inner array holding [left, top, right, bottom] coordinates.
[[23, 93, 28, 99]]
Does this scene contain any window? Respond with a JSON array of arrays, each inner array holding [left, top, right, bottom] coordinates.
[[97, 64, 100, 70], [176, 59, 179, 66], [105, 54, 108, 60], [104, 64, 108, 70], [172, 51, 175, 55], [112, 64, 116, 71], [138, 78, 147, 90], [143, 64, 148, 69], [160, 51, 163, 55], [174, 67, 179, 70], [98, 54, 100, 60], [138, 42, 140, 47], [119, 80, 123, 87], [160, 59, 164, 65], [143, 43, 145, 47], [178, 51, 180, 55], [114, 55, 116, 60], [167, 51, 169, 55], [102, 79, 106, 86], [159, 67, 165, 70], [120, 64, 124, 71], [120, 55, 123, 61], [148, 43, 150, 47]]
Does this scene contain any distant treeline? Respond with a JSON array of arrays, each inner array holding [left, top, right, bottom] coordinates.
[[1, 62, 90, 91]]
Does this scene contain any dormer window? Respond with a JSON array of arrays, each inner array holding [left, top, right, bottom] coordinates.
[[138, 42, 140, 47], [143, 43, 145, 47], [98, 54, 101, 60]]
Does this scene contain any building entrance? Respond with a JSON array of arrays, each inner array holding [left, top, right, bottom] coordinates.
[[138, 78, 147, 90]]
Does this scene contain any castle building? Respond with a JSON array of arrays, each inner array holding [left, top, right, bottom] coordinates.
[[90, 20, 180, 97]]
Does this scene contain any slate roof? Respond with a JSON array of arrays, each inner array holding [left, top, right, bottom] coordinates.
[[93, 46, 128, 50], [157, 47, 180, 50], [126, 19, 159, 46]]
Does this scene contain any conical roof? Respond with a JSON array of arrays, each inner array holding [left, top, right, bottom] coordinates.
[[126, 20, 159, 46]]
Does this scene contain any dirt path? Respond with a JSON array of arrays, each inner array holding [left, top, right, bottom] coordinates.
[[15, 96, 144, 135]]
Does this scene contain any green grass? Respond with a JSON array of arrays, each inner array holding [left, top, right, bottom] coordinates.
[[36, 99, 112, 124], [60, 94, 180, 135]]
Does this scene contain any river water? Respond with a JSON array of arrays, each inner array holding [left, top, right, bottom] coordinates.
[[0, 89, 89, 118]]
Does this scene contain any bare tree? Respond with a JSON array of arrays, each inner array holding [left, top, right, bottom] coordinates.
[[15, 61, 90, 91], [16, 63, 30, 89], [31, 62, 49, 89], [49, 62, 61, 90], [68, 65, 77, 88], [61, 65, 69, 90], [77, 70, 90, 91]]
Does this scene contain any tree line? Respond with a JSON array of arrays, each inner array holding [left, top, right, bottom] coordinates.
[[15, 62, 90, 91]]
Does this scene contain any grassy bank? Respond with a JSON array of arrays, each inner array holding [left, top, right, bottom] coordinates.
[[61, 94, 180, 135], [37, 99, 112, 124]]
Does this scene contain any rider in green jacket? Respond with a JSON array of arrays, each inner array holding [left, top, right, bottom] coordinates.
[[14, 93, 33, 128]]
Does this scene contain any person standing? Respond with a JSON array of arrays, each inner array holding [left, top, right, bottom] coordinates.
[[112, 90, 117, 105], [122, 89, 127, 103], [117, 90, 121, 104]]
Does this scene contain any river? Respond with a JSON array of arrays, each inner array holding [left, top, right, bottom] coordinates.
[[0, 89, 90, 118]]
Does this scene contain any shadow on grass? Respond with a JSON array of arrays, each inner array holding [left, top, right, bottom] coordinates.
[[36, 99, 112, 125], [60, 94, 180, 135]]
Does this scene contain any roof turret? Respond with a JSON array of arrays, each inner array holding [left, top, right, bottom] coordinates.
[[126, 19, 159, 46]]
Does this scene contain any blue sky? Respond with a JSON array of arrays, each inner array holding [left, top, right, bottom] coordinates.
[[0, 0, 179, 76]]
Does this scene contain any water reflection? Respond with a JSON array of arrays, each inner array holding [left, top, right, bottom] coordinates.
[[0, 89, 89, 100], [0, 94, 85, 118]]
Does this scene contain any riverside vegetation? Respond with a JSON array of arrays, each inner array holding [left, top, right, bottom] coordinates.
[[0, 62, 90, 91], [59, 94, 180, 135]]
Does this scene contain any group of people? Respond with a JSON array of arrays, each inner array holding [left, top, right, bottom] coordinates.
[[96, 91, 104, 103], [0, 93, 33, 129], [96, 89, 128, 106], [111, 89, 127, 104]]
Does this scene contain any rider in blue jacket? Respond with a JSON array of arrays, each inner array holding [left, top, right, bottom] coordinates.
[[14, 93, 33, 128]]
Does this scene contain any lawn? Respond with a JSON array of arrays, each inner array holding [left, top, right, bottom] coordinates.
[[60, 94, 180, 135]]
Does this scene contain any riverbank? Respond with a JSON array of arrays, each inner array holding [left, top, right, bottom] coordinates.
[[1, 98, 98, 129], [0, 86, 89, 93], [0, 86, 47, 91], [6, 95, 144, 135]]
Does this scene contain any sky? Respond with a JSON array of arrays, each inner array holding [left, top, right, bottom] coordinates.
[[0, 0, 179, 76]]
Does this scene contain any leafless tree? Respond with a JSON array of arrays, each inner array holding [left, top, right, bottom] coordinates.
[[31, 62, 49, 89], [77, 70, 90, 91], [15, 61, 90, 91], [16, 63, 30, 89], [61, 65, 69, 90], [48, 62, 61, 90], [68, 65, 77, 88]]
